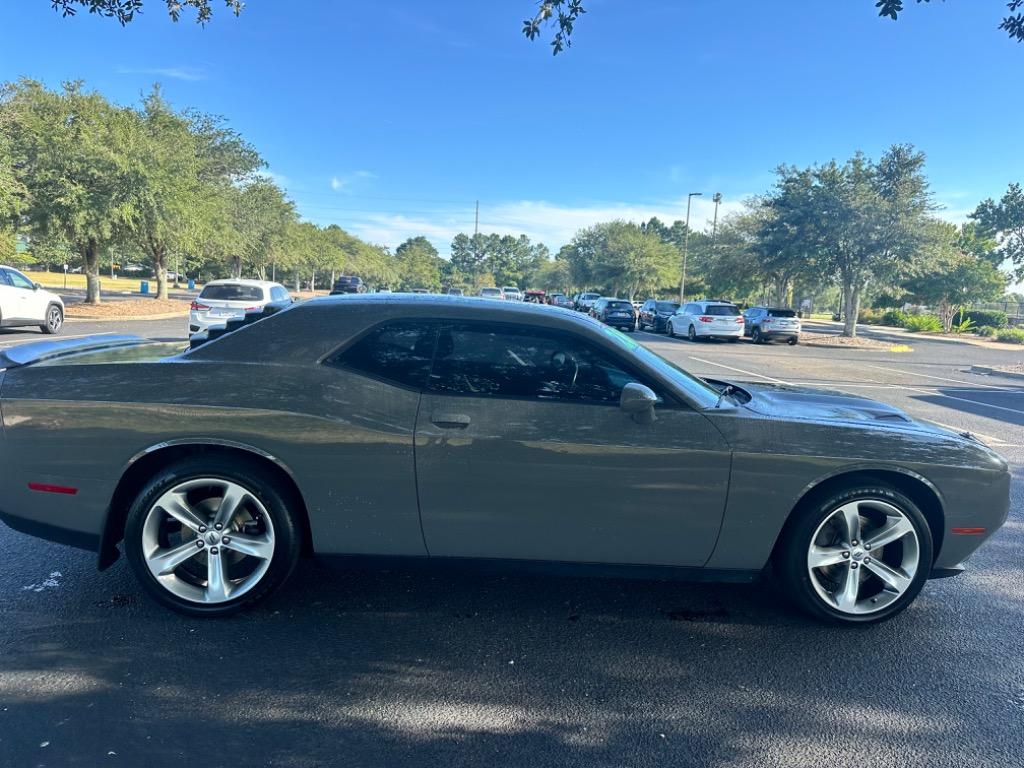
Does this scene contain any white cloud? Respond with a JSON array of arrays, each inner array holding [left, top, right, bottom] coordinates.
[[330, 170, 377, 191], [256, 169, 291, 188], [116, 66, 206, 82], [304, 196, 746, 255]]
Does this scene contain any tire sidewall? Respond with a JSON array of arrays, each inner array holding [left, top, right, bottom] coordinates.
[[124, 455, 301, 617], [775, 485, 934, 625]]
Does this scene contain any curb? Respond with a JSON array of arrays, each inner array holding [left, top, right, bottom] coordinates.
[[66, 311, 187, 322], [970, 365, 1024, 381]]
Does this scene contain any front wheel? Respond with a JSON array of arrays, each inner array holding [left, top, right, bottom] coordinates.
[[774, 486, 932, 624], [667, 321, 675, 338], [41, 304, 63, 335], [124, 455, 301, 616], [687, 325, 697, 342], [751, 327, 764, 344], [788, 336, 799, 346]]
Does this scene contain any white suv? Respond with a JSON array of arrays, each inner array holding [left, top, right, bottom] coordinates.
[[0, 266, 64, 334], [502, 286, 522, 301], [668, 300, 744, 342], [189, 279, 292, 335]]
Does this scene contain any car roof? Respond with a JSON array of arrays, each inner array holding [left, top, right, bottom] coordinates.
[[203, 278, 280, 288]]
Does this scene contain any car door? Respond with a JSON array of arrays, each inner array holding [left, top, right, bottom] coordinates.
[[413, 321, 732, 567], [0, 268, 43, 322]]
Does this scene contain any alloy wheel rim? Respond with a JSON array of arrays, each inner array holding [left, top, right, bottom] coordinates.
[[48, 308, 62, 331], [806, 499, 920, 616], [141, 477, 275, 604]]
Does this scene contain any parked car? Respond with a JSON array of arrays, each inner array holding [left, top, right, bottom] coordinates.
[[189, 279, 293, 335], [0, 295, 1008, 623], [0, 265, 64, 334], [523, 289, 547, 304], [447, 288, 464, 296], [575, 292, 601, 312], [549, 293, 574, 309], [329, 276, 367, 295], [668, 300, 744, 342], [502, 286, 523, 301], [637, 300, 680, 333], [743, 307, 801, 345], [478, 287, 505, 300], [591, 298, 636, 331]]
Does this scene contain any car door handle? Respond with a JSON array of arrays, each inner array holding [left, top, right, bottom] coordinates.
[[431, 413, 471, 429]]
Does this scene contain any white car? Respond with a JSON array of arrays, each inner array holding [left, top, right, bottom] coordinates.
[[189, 279, 293, 335], [502, 286, 522, 301], [478, 287, 505, 300], [667, 300, 744, 342], [0, 265, 64, 334]]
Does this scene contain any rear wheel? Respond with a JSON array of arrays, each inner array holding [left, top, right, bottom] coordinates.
[[788, 336, 799, 346], [688, 325, 697, 342], [41, 304, 63, 335], [774, 485, 932, 624], [124, 455, 301, 616], [751, 327, 764, 343]]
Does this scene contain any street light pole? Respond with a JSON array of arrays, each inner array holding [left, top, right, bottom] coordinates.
[[711, 192, 722, 251], [679, 192, 703, 303]]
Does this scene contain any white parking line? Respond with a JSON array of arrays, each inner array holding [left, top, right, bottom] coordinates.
[[687, 356, 791, 385], [862, 363, 1017, 391]]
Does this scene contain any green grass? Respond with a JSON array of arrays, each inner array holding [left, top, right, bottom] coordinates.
[[28, 270, 202, 292]]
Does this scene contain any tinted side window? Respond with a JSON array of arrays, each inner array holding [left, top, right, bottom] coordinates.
[[427, 324, 651, 405], [328, 321, 436, 389], [5, 269, 34, 290], [270, 286, 289, 302]]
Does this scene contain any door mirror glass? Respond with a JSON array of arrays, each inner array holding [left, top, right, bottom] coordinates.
[[620, 382, 658, 424]]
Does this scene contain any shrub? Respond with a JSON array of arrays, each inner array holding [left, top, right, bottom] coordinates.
[[994, 328, 1024, 344], [952, 316, 975, 334], [902, 315, 943, 333], [959, 310, 1008, 329], [881, 309, 908, 327], [975, 325, 997, 337], [857, 309, 885, 325]]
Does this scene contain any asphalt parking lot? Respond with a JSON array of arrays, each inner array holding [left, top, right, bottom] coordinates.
[[1, 317, 1022, 768]]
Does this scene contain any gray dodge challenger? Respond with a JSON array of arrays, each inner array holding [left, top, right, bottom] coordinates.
[[0, 295, 1010, 623]]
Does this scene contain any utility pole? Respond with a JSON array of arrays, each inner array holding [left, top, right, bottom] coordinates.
[[711, 192, 722, 251], [679, 192, 703, 303]]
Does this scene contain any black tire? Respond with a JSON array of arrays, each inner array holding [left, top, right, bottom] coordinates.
[[667, 321, 676, 338], [773, 485, 933, 625], [41, 304, 63, 335], [124, 454, 301, 617], [788, 336, 799, 346], [687, 325, 697, 342]]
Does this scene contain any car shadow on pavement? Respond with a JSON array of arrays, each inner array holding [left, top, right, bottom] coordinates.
[[2, 536, 1022, 768], [912, 388, 1024, 427]]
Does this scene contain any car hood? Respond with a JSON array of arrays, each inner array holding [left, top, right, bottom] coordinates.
[[737, 381, 957, 436]]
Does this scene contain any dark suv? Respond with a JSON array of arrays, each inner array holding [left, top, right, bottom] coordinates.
[[329, 275, 367, 295], [637, 299, 680, 333], [590, 298, 636, 332]]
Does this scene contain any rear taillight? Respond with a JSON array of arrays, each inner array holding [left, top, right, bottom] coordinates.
[[244, 306, 261, 312], [699, 316, 713, 323], [190, 301, 209, 311], [736, 317, 744, 323]]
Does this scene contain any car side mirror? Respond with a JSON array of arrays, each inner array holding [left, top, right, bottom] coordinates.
[[33, 282, 41, 290], [620, 382, 658, 425]]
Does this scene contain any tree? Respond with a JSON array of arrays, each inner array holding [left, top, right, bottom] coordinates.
[[395, 236, 441, 291], [972, 182, 1024, 281], [901, 223, 1007, 331], [227, 179, 296, 279], [561, 221, 677, 298], [3, 79, 137, 303], [49, 0, 242, 24], [524, 1, 1024, 53]]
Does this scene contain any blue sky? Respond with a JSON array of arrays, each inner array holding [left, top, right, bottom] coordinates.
[[2, 0, 1023, 272]]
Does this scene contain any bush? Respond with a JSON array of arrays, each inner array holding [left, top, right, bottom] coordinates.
[[857, 309, 885, 325], [959, 310, 1008, 329], [902, 315, 943, 333], [975, 325, 997, 337], [994, 328, 1024, 344], [881, 309, 908, 327]]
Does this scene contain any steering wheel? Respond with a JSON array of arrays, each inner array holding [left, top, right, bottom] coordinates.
[[550, 351, 579, 392]]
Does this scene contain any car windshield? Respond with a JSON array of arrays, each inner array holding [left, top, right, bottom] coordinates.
[[199, 284, 265, 301], [655, 302, 679, 312], [597, 325, 720, 408], [582, 293, 600, 300], [481, 288, 501, 295], [703, 305, 740, 316]]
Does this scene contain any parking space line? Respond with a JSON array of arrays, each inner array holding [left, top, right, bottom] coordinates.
[[862, 363, 1018, 391], [926, 420, 1014, 447], [687, 356, 791, 385]]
